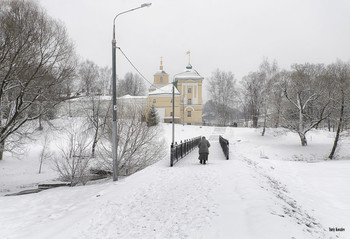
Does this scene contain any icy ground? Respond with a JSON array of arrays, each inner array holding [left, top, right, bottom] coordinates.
[[0, 124, 349, 239]]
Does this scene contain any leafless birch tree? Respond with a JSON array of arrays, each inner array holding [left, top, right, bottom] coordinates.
[[259, 58, 279, 136]]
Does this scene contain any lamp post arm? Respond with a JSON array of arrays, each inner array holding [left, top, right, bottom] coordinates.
[[113, 4, 151, 40]]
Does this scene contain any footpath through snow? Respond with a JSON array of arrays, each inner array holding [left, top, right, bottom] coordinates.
[[0, 125, 349, 239]]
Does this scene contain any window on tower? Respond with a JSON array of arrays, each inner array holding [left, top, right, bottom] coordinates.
[[188, 98, 192, 105], [188, 88, 192, 93], [160, 77, 163, 83], [187, 111, 191, 117], [153, 99, 156, 104]]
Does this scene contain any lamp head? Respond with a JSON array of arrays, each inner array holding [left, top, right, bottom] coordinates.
[[141, 3, 152, 7]]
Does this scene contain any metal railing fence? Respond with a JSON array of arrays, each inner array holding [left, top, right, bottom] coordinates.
[[170, 136, 201, 166], [219, 135, 229, 160]]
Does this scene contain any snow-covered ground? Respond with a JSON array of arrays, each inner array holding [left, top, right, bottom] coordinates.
[[0, 123, 349, 239]]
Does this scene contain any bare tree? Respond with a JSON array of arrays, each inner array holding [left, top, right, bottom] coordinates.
[[117, 72, 146, 97], [259, 58, 279, 136], [269, 71, 285, 128], [53, 122, 91, 185], [280, 63, 330, 146], [100, 102, 165, 176], [327, 60, 350, 159], [78, 61, 112, 157], [207, 69, 237, 126], [81, 95, 111, 158], [78, 59, 99, 96], [38, 132, 52, 174], [0, 0, 76, 160], [99, 66, 112, 96], [240, 71, 265, 127]]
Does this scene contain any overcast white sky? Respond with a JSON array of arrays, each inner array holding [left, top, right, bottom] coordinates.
[[39, 0, 350, 87]]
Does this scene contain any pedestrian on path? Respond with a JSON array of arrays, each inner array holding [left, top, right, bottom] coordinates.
[[198, 136, 210, 164]]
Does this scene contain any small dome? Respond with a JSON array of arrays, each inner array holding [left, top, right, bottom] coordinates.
[[186, 64, 192, 70]]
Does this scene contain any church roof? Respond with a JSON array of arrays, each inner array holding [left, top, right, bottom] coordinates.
[[174, 65, 204, 80], [154, 70, 168, 75], [148, 84, 180, 96]]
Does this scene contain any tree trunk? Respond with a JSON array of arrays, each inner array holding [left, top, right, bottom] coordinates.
[[298, 132, 308, 146], [262, 114, 267, 136], [91, 127, 99, 158], [0, 140, 5, 160], [297, 94, 307, 146], [329, 91, 344, 159], [274, 108, 280, 128], [261, 103, 268, 136], [38, 116, 43, 131], [253, 115, 258, 128]]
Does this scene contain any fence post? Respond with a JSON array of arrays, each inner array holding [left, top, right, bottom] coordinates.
[[170, 143, 174, 167], [226, 141, 229, 160], [181, 140, 183, 158], [175, 142, 178, 160]]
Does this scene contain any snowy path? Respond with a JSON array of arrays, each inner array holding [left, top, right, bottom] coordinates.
[[78, 132, 226, 239], [0, 126, 347, 239]]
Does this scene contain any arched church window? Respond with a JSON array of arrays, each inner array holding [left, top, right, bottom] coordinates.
[[160, 77, 163, 83]]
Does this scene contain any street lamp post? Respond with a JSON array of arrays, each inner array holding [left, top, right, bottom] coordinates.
[[112, 3, 151, 181], [171, 73, 183, 145], [172, 78, 175, 145]]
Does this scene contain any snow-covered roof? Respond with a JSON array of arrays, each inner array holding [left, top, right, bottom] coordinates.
[[154, 70, 168, 75], [119, 95, 147, 99], [174, 65, 204, 80], [148, 84, 180, 96]]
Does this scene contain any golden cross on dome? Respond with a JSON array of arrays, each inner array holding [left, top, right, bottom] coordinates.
[[186, 50, 191, 65]]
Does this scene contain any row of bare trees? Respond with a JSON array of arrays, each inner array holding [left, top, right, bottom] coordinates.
[[205, 58, 350, 157], [63, 59, 146, 99], [205, 69, 238, 126], [239, 58, 350, 158]]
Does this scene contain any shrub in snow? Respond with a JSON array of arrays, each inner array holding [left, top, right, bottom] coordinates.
[[99, 103, 165, 176], [52, 122, 91, 185]]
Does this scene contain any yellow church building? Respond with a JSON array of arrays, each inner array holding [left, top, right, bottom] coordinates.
[[148, 56, 203, 125]]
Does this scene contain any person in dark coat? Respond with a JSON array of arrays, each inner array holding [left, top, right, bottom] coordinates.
[[198, 136, 210, 164]]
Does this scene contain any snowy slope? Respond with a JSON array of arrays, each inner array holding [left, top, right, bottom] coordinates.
[[0, 124, 349, 239]]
